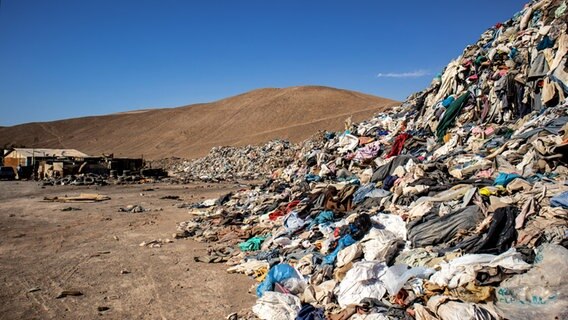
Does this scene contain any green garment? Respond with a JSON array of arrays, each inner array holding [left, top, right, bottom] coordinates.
[[238, 235, 267, 252], [436, 91, 471, 142], [555, 2, 566, 18]]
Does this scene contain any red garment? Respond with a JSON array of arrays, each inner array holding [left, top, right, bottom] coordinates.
[[269, 210, 285, 221], [285, 200, 301, 214], [394, 288, 409, 306], [334, 227, 341, 238], [386, 133, 412, 158]]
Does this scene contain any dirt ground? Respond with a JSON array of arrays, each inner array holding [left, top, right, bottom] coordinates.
[[0, 181, 257, 319]]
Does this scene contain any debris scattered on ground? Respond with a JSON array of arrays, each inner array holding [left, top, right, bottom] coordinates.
[[160, 195, 180, 200], [56, 290, 83, 299], [118, 205, 149, 213], [43, 194, 111, 203], [60, 207, 82, 211], [139, 239, 174, 248]]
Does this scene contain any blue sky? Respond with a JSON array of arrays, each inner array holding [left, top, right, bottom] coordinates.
[[0, 0, 527, 126]]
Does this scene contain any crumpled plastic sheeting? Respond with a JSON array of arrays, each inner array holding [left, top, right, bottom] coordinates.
[[429, 248, 531, 289], [495, 244, 568, 320], [381, 264, 433, 297], [418, 295, 501, 320], [257, 263, 305, 297], [252, 291, 302, 320]]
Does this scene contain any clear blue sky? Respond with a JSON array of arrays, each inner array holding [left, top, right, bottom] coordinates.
[[0, 0, 527, 126]]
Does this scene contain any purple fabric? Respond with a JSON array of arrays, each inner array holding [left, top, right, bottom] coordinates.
[[353, 141, 381, 162]]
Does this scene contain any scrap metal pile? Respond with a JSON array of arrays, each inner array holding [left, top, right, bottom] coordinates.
[[174, 1, 568, 319], [41, 168, 168, 186]]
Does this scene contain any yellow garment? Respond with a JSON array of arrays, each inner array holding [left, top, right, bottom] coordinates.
[[255, 266, 268, 282], [445, 282, 494, 303], [479, 186, 506, 197]]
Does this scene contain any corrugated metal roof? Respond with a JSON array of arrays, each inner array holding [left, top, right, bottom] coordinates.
[[5, 148, 90, 158]]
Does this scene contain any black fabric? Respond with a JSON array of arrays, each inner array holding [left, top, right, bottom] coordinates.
[[408, 205, 485, 248], [371, 155, 416, 183], [383, 175, 398, 190], [358, 298, 413, 320], [449, 206, 518, 254], [346, 213, 372, 241], [296, 304, 325, 320]]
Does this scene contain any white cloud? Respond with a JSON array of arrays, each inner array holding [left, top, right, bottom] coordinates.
[[376, 70, 431, 78]]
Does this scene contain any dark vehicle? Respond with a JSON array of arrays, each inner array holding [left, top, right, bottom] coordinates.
[[0, 166, 16, 180]]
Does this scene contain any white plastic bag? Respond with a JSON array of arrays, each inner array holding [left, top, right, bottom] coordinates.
[[380, 264, 433, 297], [495, 244, 568, 320], [252, 291, 302, 320]]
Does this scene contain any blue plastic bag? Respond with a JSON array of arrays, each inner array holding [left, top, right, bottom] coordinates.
[[256, 263, 299, 297]]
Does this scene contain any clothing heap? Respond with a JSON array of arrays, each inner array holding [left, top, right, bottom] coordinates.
[[174, 1, 568, 319], [164, 140, 298, 182]]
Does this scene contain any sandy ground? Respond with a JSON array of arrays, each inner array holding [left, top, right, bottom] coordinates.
[[0, 181, 256, 319]]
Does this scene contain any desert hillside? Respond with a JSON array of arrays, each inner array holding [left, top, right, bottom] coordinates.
[[0, 86, 398, 159]]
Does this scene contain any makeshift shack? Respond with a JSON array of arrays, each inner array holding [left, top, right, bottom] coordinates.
[[2, 148, 90, 179]]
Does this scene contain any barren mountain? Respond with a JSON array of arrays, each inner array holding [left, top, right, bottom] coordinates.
[[0, 86, 398, 159]]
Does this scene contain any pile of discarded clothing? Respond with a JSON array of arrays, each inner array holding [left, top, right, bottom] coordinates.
[[167, 140, 298, 182], [174, 1, 568, 319]]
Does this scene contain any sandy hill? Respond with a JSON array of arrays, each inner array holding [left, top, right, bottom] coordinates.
[[0, 86, 398, 159]]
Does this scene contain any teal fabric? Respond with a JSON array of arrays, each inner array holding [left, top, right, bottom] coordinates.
[[436, 91, 470, 142], [494, 172, 521, 186], [238, 235, 267, 252], [308, 210, 334, 229]]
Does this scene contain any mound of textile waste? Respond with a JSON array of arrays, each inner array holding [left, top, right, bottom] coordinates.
[[163, 140, 298, 182], [173, 1, 568, 319]]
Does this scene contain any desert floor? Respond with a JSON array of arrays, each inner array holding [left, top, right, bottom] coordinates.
[[0, 180, 256, 319]]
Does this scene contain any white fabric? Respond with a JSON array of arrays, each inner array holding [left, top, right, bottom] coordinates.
[[335, 261, 388, 307], [337, 134, 360, 153], [371, 214, 407, 240], [429, 249, 531, 289], [380, 264, 433, 297], [337, 243, 363, 268], [361, 228, 400, 262]]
